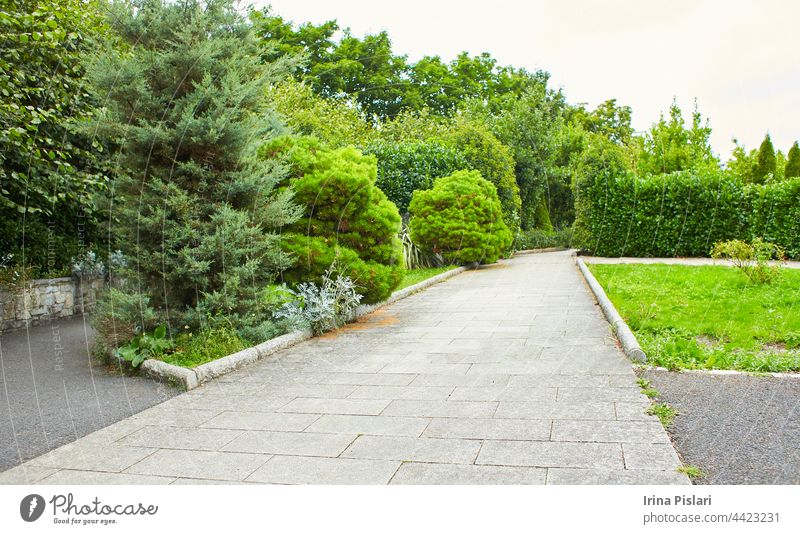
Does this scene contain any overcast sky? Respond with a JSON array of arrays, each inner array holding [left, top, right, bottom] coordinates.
[[257, 0, 799, 159]]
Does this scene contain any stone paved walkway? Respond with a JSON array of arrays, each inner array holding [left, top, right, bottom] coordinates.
[[0, 251, 688, 485]]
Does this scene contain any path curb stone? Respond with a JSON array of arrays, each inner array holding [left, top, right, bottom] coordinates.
[[127, 265, 469, 390], [576, 257, 646, 362]]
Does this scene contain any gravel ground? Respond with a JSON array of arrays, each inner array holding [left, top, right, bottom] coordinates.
[[0, 317, 179, 472], [641, 369, 800, 484]]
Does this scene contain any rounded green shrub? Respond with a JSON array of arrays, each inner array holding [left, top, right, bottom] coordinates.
[[409, 170, 513, 264], [262, 136, 404, 303]]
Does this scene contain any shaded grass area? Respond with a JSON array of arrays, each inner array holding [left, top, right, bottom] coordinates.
[[397, 266, 457, 290], [589, 264, 800, 372]]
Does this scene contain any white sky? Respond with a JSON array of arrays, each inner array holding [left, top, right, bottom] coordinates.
[[257, 0, 800, 159]]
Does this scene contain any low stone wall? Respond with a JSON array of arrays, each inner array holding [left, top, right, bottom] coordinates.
[[0, 276, 103, 332]]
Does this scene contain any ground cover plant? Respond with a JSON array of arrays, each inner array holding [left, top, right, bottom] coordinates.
[[589, 263, 800, 372]]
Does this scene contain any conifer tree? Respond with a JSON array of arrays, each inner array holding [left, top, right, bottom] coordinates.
[[753, 134, 776, 183], [785, 141, 800, 179], [90, 0, 300, 341]]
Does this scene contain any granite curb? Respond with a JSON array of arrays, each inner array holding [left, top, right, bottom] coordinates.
[[575, 257, 646, 362]]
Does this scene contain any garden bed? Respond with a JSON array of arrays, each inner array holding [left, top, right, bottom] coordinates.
[[587, 263, 800, 373], [119, 265, 467, 389]]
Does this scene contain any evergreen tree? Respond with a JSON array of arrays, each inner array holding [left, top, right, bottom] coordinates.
[[90, 0, 300, 341], [785, 141, 800, 179], [753, 134, 776, 183]]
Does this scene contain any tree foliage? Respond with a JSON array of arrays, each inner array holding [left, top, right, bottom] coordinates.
[[409, 170, 512, 264], [365, 139, 467, 215], [269, 79, 370, 148], [263, 136, 404, 304], [786, 142, 800, 179], [753, 134, 776, 184], [0, 0, 110, 271], [89, 0, 301, 340], [633, 100, 718, 175]]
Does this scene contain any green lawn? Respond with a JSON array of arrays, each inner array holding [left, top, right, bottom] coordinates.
[[397, 266, 457, 290], [588, 264, 800, 372]]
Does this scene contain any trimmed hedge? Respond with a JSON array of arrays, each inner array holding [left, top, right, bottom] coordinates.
[[575, 170, 800, 259]]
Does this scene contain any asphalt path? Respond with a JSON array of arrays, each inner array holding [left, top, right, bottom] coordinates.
[[0, 316, 178, 472]]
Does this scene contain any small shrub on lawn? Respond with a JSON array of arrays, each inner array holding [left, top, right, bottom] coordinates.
[[409, 170, 513, 264], [711, 238, 785, 284]]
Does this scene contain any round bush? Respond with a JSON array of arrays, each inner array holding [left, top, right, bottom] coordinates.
[[409, 170, 513, 264], [262, 136, 404, 303]]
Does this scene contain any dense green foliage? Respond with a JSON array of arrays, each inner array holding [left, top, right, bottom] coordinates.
[[753, 134, 776, 183], [574, 165, 800, 259], [631, 101, 717, 175], [263, 136, 403, 304], [269, 79, 370, 148], [786, 142, 800, 179], [444, 119, 521, 235], [409, 170, 512, 264], [516, 227, 574, 250], [365, 140, 466, 215], [252, 10, 548, 119], [590, 264, 800, 372], [0, 0, 110, 272], [89, 0, 300, 342]]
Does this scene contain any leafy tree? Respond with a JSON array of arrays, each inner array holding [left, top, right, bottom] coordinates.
[[569, 99, 633, 145], [726, 139, 757, 182], [409, 170, 512, 264], [635, 100, 718, 175], [444, 118, 521, 236], [270, 79, 370, 148], [0, 0, 110, 272], [263, 136, 404, 304], [786, 142, 800, 179], [487, 83, 566, 229], [753, 134, 776, 184], [89, 0, 301, 341], [252, 11, 553, 120]]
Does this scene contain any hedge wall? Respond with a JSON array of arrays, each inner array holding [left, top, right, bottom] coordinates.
[[574, 170, 800, 259]]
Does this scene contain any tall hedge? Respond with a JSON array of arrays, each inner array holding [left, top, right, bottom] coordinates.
[[262, 136, 404, 303], [575, 169, 800, 259]]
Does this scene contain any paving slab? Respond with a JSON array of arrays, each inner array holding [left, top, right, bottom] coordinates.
[[390, 463, 546, 485], [4, 251, 686, 484]]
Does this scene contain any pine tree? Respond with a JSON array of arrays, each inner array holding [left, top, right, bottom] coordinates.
[[753, 134, 776, 183], [90, 0, 300, 341], [785, 142, 800, 179]]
